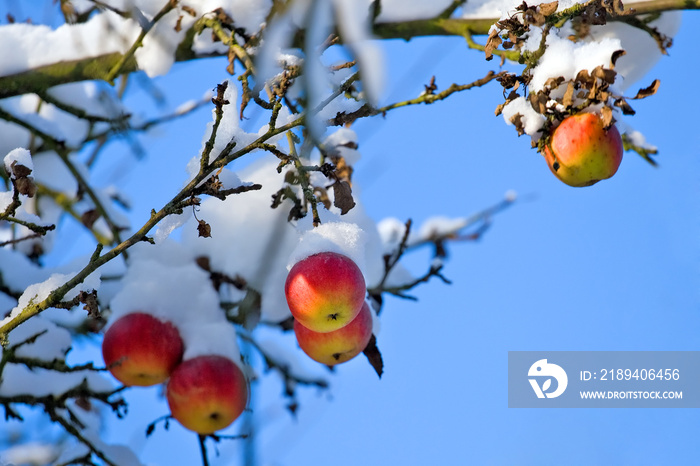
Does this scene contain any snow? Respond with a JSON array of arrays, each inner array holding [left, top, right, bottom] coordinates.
[[1, 270, 101, 329], [287, 221, 368, 275], [0, 1, 271, 80], [0, 11, 140, 77], [0, 363, 113, 397], [1, 442, 58, 465], [414, 216, 469, 243], [4, 147, 33, 176], [181, 321, 242, 364], [501, 96, 546, 137], [323, 128, 361, 164], [108, 245, 218, 327], [7, 315, 72, 359], [529, 36, 623, 93]]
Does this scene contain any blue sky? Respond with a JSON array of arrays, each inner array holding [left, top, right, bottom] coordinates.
[[2, 4, 699, 466]]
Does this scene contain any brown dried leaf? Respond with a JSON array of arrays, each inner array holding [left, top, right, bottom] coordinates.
[[562, 81, 575, 107], [197, 219, 212, 238], [575, 69, 593, 88], [332, 181, 356, 215], [195, 256, 211, 271], [510, 113, 526, 136], [485, 30, 503, 61], [539, 1, 559, 16], [10, 162, 32, 179], [182, 5, 197, 16], [528, 91, 547, 114], [614, 98, 636, 115], [79, 290, 100, 319], [591, 66, 616, 84], [15, 177, 37, 197], [363, 334, 383, 378], [611, 49, 626, 67], [601, 106, 614, 128], [314, 187, 332, 210], [81, 209, 100, 229], [632, 79, 660, 100], [543, 76, 565, 91]]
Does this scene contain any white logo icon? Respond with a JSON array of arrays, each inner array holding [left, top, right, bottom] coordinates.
[[528, 359, 568, 399]]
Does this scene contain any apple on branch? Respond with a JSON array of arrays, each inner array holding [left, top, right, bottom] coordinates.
[[294, 301, 373, 366], [285, 252, 366, 333], [542, 112, 623, 187], [166, 355, 248, 435], [101, 312, 184, 387]]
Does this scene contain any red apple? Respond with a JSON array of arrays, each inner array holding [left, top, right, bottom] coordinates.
[[294, 301, 373, 366], [166, 355, 248, 434], [102, 312, 184, 387], [542, 113, 623, 187], [285, 252, 366, 333]]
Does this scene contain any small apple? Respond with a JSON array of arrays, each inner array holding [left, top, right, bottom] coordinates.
[[294, 301, 373, 366], [285, 252, 366, 333], [102, 312, 184, 387], [542, 112, 623, 187], [166, 355, 248, 435]]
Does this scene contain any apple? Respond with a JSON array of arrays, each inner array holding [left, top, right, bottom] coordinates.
[[294, 301, 373, 366], [542, 112, 623, 187], [285, 252, 366, 333], [102, 312, 184, 387], [166, 355, 248, 435]]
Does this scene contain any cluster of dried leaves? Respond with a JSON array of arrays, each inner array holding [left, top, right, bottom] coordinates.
[[486, 0, 662, 151]]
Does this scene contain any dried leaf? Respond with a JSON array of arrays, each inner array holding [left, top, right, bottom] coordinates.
[[10, 161, 32, 179], [538, 1, 559, 16], [611, 49, 626, 67], [632, 79, 660, 100], [80, 290, 100, 319], [363, 334, 383, 378], [15, 177, 37, 197], [543, 76, 565, 91], [562, 81, 575, 107], [182, 5, 197, 16], [601, 106, 614, 128], [510, 113, 526, 136], [528, 91, 547, 114], [591, 66, 616, 84], [575, 69, 592, 87], [81, 209, 100, 229], [197, 219, 212, 238], [614, 98, 636, 115], [485, 30, 503, 61], [332, 181, 356, 215], [314, 186, 332, 210], [195, 256, 211, 271]]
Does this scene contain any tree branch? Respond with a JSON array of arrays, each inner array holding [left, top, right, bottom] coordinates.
[[0, 1, 693, 100]]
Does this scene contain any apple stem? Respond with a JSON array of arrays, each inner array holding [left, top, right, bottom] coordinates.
[[198, 435, 210, 466]]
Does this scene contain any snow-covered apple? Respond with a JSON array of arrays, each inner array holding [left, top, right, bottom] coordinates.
[[542, 112, 623, 187], [166, 355, 248, 435], [101, 312, 184, 387], [285, 252, 366, 333], [294, 301, 373, 366]]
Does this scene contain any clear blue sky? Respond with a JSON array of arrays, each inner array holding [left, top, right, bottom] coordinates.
[[3, 5, 699, 465]]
